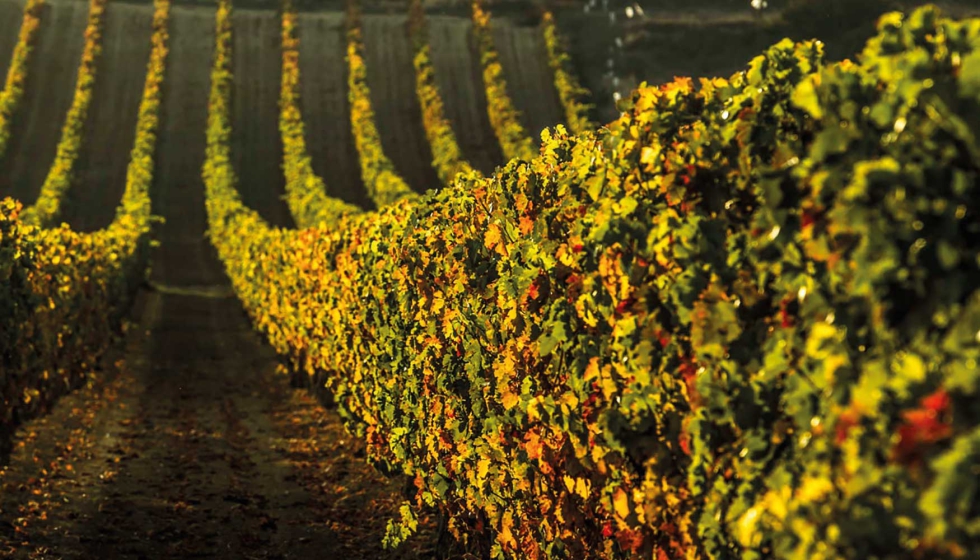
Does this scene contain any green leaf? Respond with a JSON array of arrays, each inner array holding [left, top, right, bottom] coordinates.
[[958, 50, 980, 99], [539, 321, 568, 356], [791, 76, 823, 119]]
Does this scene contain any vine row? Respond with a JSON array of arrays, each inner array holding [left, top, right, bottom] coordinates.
[[279, 2, 361, 229], [0, 0, 45, 160], [0, 0, 169, 448], [21, 0, 107, 227], [471, 0, 535, 163], [409, 0, 477, 185]]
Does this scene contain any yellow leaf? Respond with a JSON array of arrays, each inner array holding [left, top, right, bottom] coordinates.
[[477, 458, 491, 481], [563, 474, 576, 493], [526, 431, 543, 460], [584, 357, 600, 381], [501, 389, 520, 410], [485, 223, 502, 250], [499, 510, 517, 548], [613, 488, 630, 520]]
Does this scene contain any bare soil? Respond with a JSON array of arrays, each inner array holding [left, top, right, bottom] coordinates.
[[0, 0, 26, 83], [296, 11, 373, 209], [62, 1, 153, 232], [362, 14, 442, 193], [231, 9, 294, 228], [492, 21, 564, 145], [428, 15, 502, 175], [0, 0, 87, 204], [0, 288, 436, 559], [149, 3, 225, 290]]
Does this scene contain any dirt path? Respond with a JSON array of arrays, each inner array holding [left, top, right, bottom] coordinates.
[[492, 20, 563, 145], [362, 14, 441, 193], [0, 288, 435, 558], [0, 0, 87, 204], [62, 1, 153, 232], [149, 4, 224, 289], [0, 0, 26, 83], [296, 12, 372, 209], [231, 9, 294, 228], [428, 15, 502, 176]]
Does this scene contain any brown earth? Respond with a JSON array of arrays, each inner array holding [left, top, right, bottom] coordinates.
[[62, 1, 153, 232], [428, 15, 502, 175], [149, 3, 224, 290], [362, 14, 442, 193], [296, 11, 373, 209], [0, 0, 87, 204], [231, 8, 294, 228], [492, 21, 564, 145], [0, 0, 26, 83]]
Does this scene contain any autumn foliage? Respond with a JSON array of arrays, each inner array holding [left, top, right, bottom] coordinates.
[[20, 0, 106, 227], [472, 0, 535, 163], [0, 0, 169, 446], [200, 3, 980, 558]]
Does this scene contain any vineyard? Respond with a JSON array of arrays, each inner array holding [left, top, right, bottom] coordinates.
[[0, 0, 979, 558]]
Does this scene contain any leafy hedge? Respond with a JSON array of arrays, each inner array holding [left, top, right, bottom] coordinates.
[[279, 3, 361, 229], [0, 0, 169, 446], [409, 0, 477, 186], [345, 0, 417, 206], [541, 11, 594, 136], [0, 0, 44, 160], [20, 0, 106, 227], [471, 0, 535, 163], [206, 4, 980, 559]]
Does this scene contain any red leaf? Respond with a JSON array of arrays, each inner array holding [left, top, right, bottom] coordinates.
[[602, 522, 614, 538], [891, 390, 953, 464]]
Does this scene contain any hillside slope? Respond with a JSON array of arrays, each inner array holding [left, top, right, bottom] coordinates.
[[428, 14, 501, 175], [62, 1, 153, 231], [0, 0, 25, 81], [0, 0, 86, 203], [296, 12, 373, 209]]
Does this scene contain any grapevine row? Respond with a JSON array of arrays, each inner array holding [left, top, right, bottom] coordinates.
[[541, 11, 595, 135], [279, 2, 361, 229], [471, 0, 535, 163], [20, 0, 107, 227], [1, 0, 169, 446], [409, 0, 477, 185], [204, 4, 980, 558], [346, 0, 417, 206], [0, 0, 44, 160]]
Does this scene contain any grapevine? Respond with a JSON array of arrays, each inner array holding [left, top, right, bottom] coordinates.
[[0, 0, 44, 160]]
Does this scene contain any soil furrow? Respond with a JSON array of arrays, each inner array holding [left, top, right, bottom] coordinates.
[[0, 0, 87, 204], [231, 9, 294, 229], [150, 4, 224, 289], [492, 19, 564, 145], [296, 12, 372, 209], [428, 15, 502, 176], [62, 1, 154, 232], [362, 14, 441, 193]]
